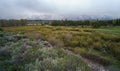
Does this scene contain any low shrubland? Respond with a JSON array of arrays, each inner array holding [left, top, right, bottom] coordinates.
[[1, 26, 120, 67], [0, 31, 90, 71]]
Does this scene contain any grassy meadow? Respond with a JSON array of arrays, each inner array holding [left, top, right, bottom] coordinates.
[[2, 26, 120, 60], [1, 26, 120, 66], [0, 26, 91, 71], [95, 26, 120, 35]]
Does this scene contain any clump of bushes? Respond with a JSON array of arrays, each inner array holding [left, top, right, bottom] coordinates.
[[0, 31, 27, 46], [47, 37, 64, 47], [2, 26, 120, 67], [0, 28, 3, 31], [0, 32, 90, 71]]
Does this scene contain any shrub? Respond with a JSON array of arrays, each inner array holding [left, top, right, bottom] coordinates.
[[0, 32, 90, 71], [48, 37, 64, 47], [92, 42, 102, 51], [0, 28, 3, 31], [25, 31, 45, 40]]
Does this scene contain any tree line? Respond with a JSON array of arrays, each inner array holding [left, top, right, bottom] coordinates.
[[51, 19, 120, 28], [0, 19, 27, 27], [0, 19, 120, 28]]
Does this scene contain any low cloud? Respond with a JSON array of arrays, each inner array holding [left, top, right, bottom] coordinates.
[[0, 0, 120, 19]]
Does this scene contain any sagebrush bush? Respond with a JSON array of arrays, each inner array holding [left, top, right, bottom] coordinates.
[[0, 28, 3, 31], [48, 37, 64, 47], [0, 31, 90, 71], [2, 26, 120, 68]]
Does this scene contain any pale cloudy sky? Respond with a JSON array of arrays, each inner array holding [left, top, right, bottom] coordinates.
[[0, 0, 120, 19]]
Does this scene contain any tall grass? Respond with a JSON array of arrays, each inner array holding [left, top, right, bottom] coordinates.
[[2, 26, 120, 66]]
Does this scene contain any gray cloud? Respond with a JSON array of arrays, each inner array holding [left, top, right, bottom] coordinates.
[[0, 0, 120, 19]]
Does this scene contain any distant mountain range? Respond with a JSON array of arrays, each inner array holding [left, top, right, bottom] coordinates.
[[27, 14, 114, 20]]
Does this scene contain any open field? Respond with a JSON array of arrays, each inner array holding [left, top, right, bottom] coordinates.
[[0, 28, 91, 71], [1, 0, 120, 71], [1, 26, 120, 70], [2, 26, 120, 35], [95, 26, 120, 35]]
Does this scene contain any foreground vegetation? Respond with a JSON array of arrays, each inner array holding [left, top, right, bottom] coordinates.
[[0, 31, 90, 71], [1, 26, 120, 68]]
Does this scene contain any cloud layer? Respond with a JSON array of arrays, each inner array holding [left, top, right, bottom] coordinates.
[[0, 0, 120, 19]]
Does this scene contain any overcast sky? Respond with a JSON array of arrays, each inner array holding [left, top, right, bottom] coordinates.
[[0, 0, 120, 19]]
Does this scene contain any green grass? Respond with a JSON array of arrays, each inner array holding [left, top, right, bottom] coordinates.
[[1, 26, 120, 67], [95, 26, 120, 35], [0, 31, 90, 71]]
